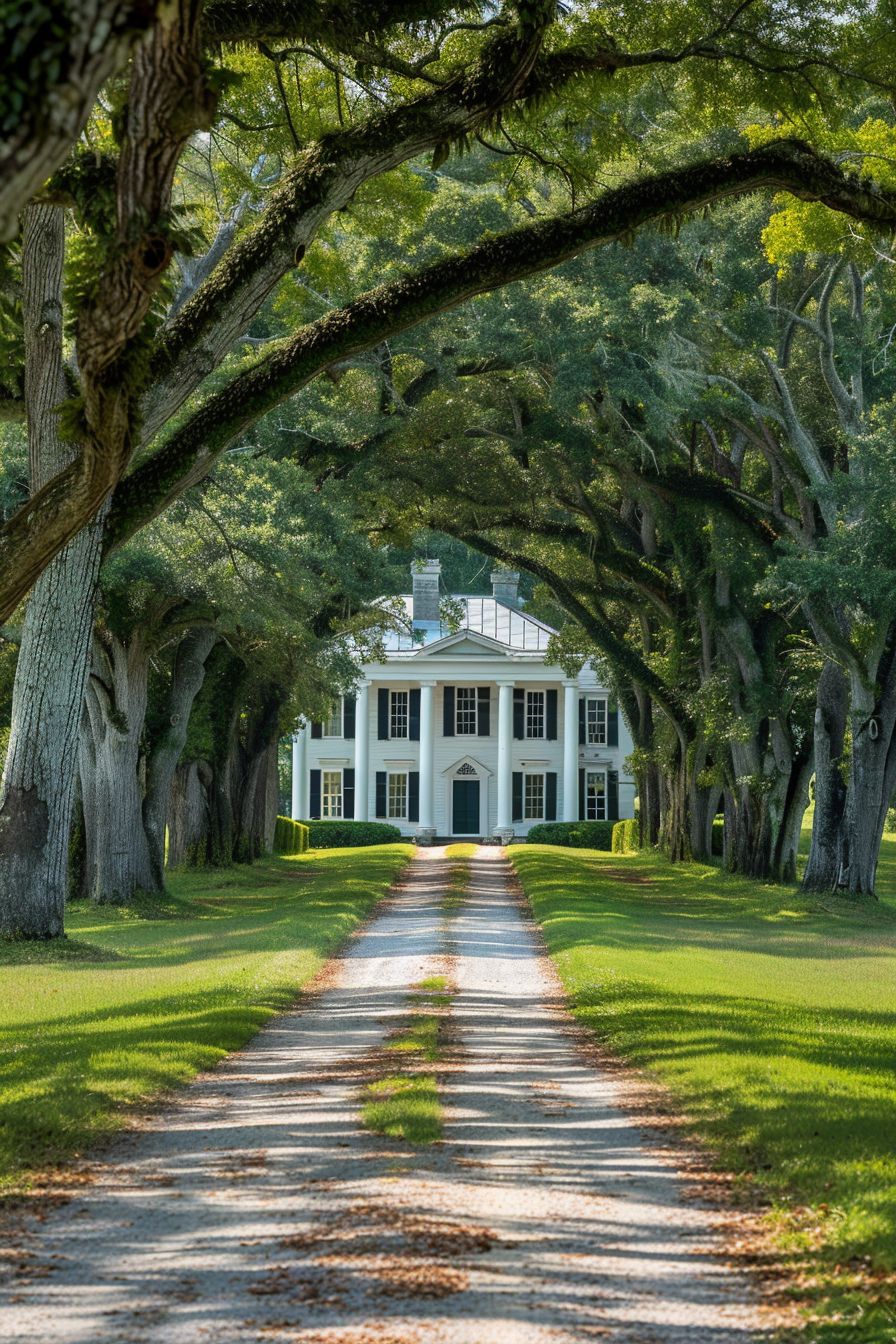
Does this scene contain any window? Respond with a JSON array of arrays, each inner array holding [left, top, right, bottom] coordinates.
[[525, 690, 545, 739], [585, 696, 607, 746], [456, 686, 478, 734], [322, 770, 343, 818], [387, 771, 408, 820], [585, 770, 606, 821], [524, 772, 544, 820], [389, 689, 409, 739], [323, 698, 343, 737]]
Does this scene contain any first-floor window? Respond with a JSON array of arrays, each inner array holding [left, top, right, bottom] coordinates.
[[585, 770, 606, 820], [388, 771, 408, 819], [456, 686, 478, 734], [390, 689, 409, 738], [585, 696, 607, 745], [524, 772, 544, 820], [322, 770, 343, 818], [525, 689, 545, 738], [323, 698, 343, 737]]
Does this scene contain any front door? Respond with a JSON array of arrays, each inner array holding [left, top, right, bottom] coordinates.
[[452, 779, 480, 835]]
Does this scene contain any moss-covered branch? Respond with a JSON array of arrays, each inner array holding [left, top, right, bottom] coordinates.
[[109, 138, 896, 552]]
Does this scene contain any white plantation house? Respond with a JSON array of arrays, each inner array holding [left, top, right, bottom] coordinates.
[[291, 561, 635, 841]]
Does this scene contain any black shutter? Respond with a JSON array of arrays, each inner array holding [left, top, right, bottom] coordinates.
[[546, 689, 558, 740], [343, 695, 356, 739], [409, 687, 421, 741], [443, 686, 455, 737], [477, 686, 490, 736], [408, 771, 419, 823], [545, 772, 557, 821], [309, 768, 321, 819], [343, 768, 355, 819], [311, 721, 322, 739], [513, 688, 525, 739], [578, 768, 585, 822], [512, 771, 524, 823], [378, 688, 389, 739], [375, 770, 387, 817], [607, 702, 619, 747], [578, 698, 586, 745], [607, 770, 619, 821]]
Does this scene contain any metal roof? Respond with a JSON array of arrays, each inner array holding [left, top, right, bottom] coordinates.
[[383, 595, 555, 655]]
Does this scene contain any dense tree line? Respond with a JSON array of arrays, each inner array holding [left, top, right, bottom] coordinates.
[[1, 0, 896, 936]]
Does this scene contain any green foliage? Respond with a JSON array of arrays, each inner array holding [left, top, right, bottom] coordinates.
[[611, 818, 640, 853], [526, 820, 615, 850], [303, 819, 403, 848], [0, 845, 413, 1194], [513, 841, 896, 1341], [273, 815, 309, 854]]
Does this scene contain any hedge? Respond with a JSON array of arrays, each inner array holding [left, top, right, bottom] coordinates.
[[611, 818, 641, 853], [712, 816, 725, 856], [302, 820, 403, 848], [273, 816, 310, 855], [526, 820, 615, 850]]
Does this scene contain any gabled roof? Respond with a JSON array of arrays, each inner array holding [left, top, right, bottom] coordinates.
[[382, 594, 554, 656], [413, 629, 512, 657]]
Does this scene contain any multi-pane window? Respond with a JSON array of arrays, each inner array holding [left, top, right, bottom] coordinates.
[[524, 772, 544, 820], [585, 696, 607, 745], [323, 698, 343, 737], [387, 771, 408, 820], [389, 689, 409, 739], [456, 687, 478, 734], [525, 690, 545, 738], [585, 770, 606, 821], [322, 770, 343, 818]]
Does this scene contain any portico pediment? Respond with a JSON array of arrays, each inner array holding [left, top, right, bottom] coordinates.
[[441, 754, 492, 778], [414, 629, 510, 657]]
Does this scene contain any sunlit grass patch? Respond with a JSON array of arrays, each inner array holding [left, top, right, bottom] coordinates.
[[0, 844, 414, 1196], [361, 1074, 442, 1144]]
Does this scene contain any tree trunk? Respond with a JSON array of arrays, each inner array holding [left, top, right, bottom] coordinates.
[[0, 205, 103, 939], [659, 731, 693, 862], [803, 662, 848, 891], [80, 630, 154, 903], [167, 760, 212, 869], [143, 626, 216, 886]]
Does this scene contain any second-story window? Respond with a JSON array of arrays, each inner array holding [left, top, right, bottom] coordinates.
[[323, 698, 343, 738], [456, 687, 478, 734], [585, 696, 607, 745], [525, 689, 545, 738], [390, 689, 409, 739]]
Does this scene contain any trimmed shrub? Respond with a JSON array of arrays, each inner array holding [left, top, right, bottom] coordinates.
[[274, 816, 310, 855], [611, 818, 641, 853], [303, 820, 403, 848], [526, 820, 615, 850]]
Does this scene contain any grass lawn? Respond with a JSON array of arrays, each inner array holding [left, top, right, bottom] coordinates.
[[511, 840, 896, 1342], [0, 844, 412, 1196]]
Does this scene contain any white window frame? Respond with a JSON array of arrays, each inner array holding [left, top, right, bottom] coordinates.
[[585, 769, 607, 821], [387, 770, 408, 821], [322, 697, 343, 738], [389, 689, 409, 739], [525, 689, 545, 739], [455, 686, 478, 735], [585, 695, 608, 746], [322, 769, 343, 819], [523, 771, 545, 821]]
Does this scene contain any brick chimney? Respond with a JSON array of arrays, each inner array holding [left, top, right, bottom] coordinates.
[[491, 567, 520, 607], [411, 559, 441, 625]]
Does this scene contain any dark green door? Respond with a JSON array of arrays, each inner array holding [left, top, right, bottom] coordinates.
[[452, 779, 480, 835]]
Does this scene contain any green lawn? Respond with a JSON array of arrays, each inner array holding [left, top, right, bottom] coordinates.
[[511, 840, 896, 1342], [0, 844, 412, 1195]]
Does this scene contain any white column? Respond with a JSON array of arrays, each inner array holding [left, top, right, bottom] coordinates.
[[354, 680, 370, 821], [291, 721, 309, 819], [563, 681, 579, 822], [495, 680, 514, 834], [418, 680, 436, 833]]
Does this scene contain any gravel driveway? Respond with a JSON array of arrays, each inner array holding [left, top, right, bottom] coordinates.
[[1, 847, 773, 1343]]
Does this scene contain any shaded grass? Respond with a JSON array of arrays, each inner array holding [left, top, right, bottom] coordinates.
[[0, 844, 413, 1195], [511, 841, 896, 1342]]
